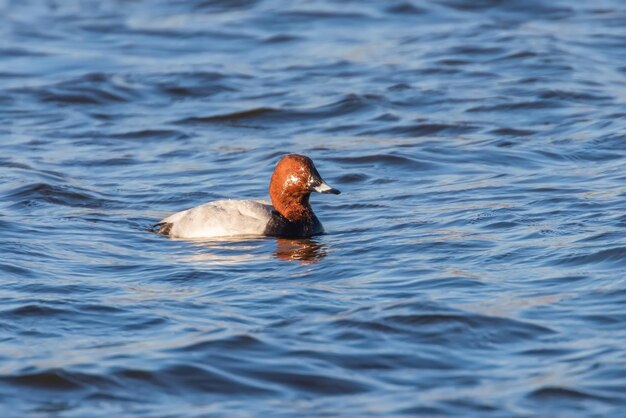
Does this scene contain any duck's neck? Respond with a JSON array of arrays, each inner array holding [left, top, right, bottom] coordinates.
[[274, 193, 314, 224]]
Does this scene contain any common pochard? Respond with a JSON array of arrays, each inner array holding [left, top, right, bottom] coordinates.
[[154, 154, 340, 239]]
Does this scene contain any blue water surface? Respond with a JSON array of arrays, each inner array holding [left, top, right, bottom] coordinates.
[[1, 0, 625, 416]]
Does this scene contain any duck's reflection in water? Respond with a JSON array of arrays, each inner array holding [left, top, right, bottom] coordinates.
[[176, 236, 327, 266], [274, 238, 327, 264]]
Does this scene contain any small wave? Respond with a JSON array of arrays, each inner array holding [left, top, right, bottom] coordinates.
[[167, 334, 264, 353], [385, 3, 428, 15], [439, 0, 503, 12], [437, 58, 471, 66], [539, 89, 613, 102], [0, 262, 37, 278], [262, 34, 301, 44], [441, 0, 572, 18], [19, 73, 138, 106], [467, 100, 563, 112], [154, 363, 273, 395], [39, 90, 127, 105], [334, 301, 554, 349], [0, 368, 116, 392], [327, 153, 438, 171], [5, 183, 113, 209], [450, 45, 504, 56], [3, 304, 71, 318], [332, 202, 388, 210], [0, 46, 49, 57], [0, 160, 66, 180], [492, 50, 539, 61], [528, 386, 611, 402], [0, 71, 32, 79], [360, 123, 479, 137], [385, 311, 548, 334], [554, 246, 626, 267], [490, 127, 536, 136], [238, 367, 370, 395], [176, 94, 375, 126], [336, 173, 369, 183], [148, 71, 239, 98], [179, 107, 280, 123], [278, 9, 372, 21], [193, 0, 259, 12], [109, 129, 189, 141]]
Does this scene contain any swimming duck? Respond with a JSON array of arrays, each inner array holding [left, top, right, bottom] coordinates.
[[154, 154, 340, 239]]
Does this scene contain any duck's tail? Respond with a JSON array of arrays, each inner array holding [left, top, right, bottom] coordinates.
[[149, 222, 173, 236]]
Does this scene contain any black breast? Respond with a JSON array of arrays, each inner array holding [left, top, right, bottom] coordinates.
[[264, 210, 323, 238]]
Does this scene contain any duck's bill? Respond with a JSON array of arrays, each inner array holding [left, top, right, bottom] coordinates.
[[310, 180, 341, 195]]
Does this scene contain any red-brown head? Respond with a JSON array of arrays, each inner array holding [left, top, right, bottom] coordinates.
[[269, 154, 340, 222]]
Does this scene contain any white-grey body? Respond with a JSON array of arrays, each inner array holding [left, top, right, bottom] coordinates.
[[159, 199, 274, 238]]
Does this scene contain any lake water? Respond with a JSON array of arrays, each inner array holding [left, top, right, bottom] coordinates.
[[1, 0, 626, 416]]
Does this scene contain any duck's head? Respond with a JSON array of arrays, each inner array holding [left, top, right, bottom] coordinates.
[[269, 154, 340, 221]]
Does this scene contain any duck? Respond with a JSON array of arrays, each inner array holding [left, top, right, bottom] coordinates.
[[153, 154, 340, 239]]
